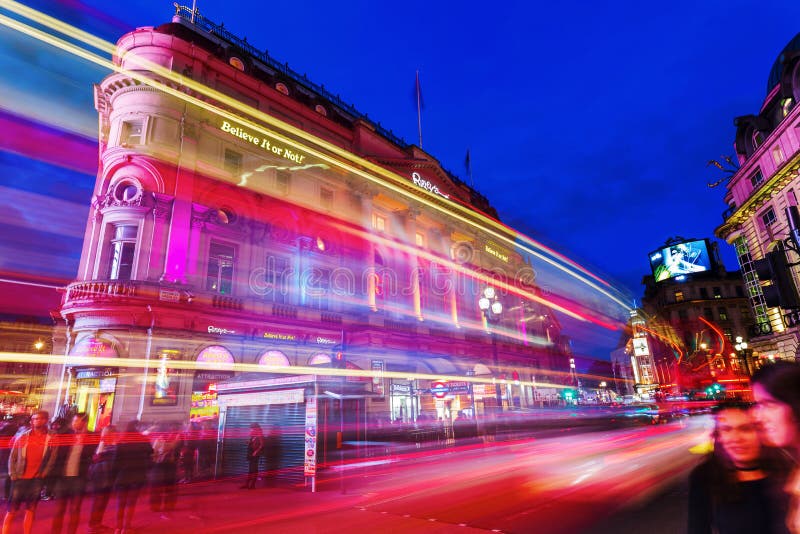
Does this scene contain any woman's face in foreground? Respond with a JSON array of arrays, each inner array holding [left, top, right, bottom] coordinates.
[[753, 383, 798, 448]]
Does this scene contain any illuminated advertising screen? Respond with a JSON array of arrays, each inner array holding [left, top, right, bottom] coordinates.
[[649, 240, 712, 282]]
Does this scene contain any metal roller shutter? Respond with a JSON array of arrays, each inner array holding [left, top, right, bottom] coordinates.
[[220, 401, 305, 485]]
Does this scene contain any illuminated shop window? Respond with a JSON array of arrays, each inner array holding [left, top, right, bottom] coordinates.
[[372, 213, 386, 231], [761, 207, 777, 226], [108, 224, 137, 280], [276, 170, 290, 195], [224, 149, 242, 176], [120, 120, 143, 145], [719, 307, 728, 321], [206, 242, 235, 294], [674, 291, 684, 302], [258, 350, 290, 367], [320, 188, 333, 210], [750, 170, 764, 188]]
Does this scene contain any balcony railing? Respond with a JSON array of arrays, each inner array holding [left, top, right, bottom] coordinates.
[[65, 280, 139, 302]]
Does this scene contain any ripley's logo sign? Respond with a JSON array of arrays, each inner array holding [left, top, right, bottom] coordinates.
[[411, 172, 449, 199]]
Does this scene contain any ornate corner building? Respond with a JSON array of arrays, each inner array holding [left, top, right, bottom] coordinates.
[[716, 33, 800, 363], [44, 7, 574, 432]]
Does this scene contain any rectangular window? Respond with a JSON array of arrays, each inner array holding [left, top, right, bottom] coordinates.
[[674, 291, 684, 302], [320, 188, 333, 210], [713, 286, 722, 299], [718, 307, 728, 321], [773, 145, 785, 165], [761, 207, 777, 226], [703, 307, 714, 321], [224, 149, 242, 176], [735, 286, 744, 298], [120, 119, 143, 145], [700, 287, 709, 299], [264, 255, 290, 304], [276, 170, 290, 195], [372, 213, 386, 231], [750, 170, 764, 188], [206, 242, 235, 295], [415, 232, 425, 247], [108, 224, 137, 280], [306, 267, 331, 310]]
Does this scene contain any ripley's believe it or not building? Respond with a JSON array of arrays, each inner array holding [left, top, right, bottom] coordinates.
[[43, 7, 580, 432]]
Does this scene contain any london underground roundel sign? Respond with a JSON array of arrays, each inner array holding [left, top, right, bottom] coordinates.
[[431, 381, 449, 399]]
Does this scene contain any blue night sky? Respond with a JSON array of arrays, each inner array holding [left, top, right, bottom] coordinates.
[[4, 0, 800, 357]]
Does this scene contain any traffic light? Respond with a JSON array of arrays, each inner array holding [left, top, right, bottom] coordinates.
[[753, 243, 800, 309], [331, 351, 346, 369]]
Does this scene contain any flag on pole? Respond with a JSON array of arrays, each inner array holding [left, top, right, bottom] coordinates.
[[464, 149, 474, 187], [415, 70, 423, 148]]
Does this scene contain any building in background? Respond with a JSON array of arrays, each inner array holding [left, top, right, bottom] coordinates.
[[613, 238, 754, 400], [716, 32, 800, 363], [44, 7, 575, 436]]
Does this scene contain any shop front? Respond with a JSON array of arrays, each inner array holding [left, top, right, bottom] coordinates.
[[214, 373, 368, 487], [63, 337, 119, 431]]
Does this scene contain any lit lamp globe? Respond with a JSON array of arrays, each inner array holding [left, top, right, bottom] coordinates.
[[491, 301, 503, 315], [478, 297, 491, 311]]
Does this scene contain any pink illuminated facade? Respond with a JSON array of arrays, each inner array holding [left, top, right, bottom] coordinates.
[[716, 32, 800, 364], [45, 7, 572, 431]]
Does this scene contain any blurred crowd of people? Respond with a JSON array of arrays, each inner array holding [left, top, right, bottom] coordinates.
[[0, 413, 218, 534]]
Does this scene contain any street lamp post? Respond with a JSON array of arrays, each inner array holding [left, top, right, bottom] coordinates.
[[478, 287, 504, 413], [735, 336, 750, 376]]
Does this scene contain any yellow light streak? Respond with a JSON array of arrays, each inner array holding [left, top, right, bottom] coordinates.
[[0, 352, 584, 391], [0, 1, 632, 316]]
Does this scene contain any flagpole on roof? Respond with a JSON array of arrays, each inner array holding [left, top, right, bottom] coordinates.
[[465, 149, 474, 188], [416, 70, 423, 148]]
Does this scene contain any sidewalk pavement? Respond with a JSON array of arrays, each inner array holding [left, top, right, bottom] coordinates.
[[17, 473, 367, 534]]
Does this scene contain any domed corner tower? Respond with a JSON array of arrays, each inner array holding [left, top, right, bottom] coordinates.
[[716, 31, 800, 367]]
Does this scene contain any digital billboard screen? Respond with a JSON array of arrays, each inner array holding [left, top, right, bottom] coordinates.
[[649, 239, 712, 282]]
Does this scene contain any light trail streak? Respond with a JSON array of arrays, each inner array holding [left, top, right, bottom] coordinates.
[[0, 0, 632, 320], [0, 351, 586, 391]]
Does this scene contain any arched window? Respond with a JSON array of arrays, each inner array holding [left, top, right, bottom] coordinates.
[[258, 350, 290, 367]]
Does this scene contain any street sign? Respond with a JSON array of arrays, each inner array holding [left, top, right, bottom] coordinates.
[[430, 381, 449, 398]]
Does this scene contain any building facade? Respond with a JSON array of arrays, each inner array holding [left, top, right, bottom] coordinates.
[[45, 8, 572, 432], [716, 33, 800, 363]]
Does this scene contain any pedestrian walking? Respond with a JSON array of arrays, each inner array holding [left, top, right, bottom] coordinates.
[[687, 401, 790, 534], [0, 419, 20, 501], [752, 361, 800, 533], [2, 410, 55, 534], [149, 422, 181, 517], [113, 420, 152, 534], [87, 425, 118, 534], [50, 412, 96, 534], [241, 423, 264, 489]]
